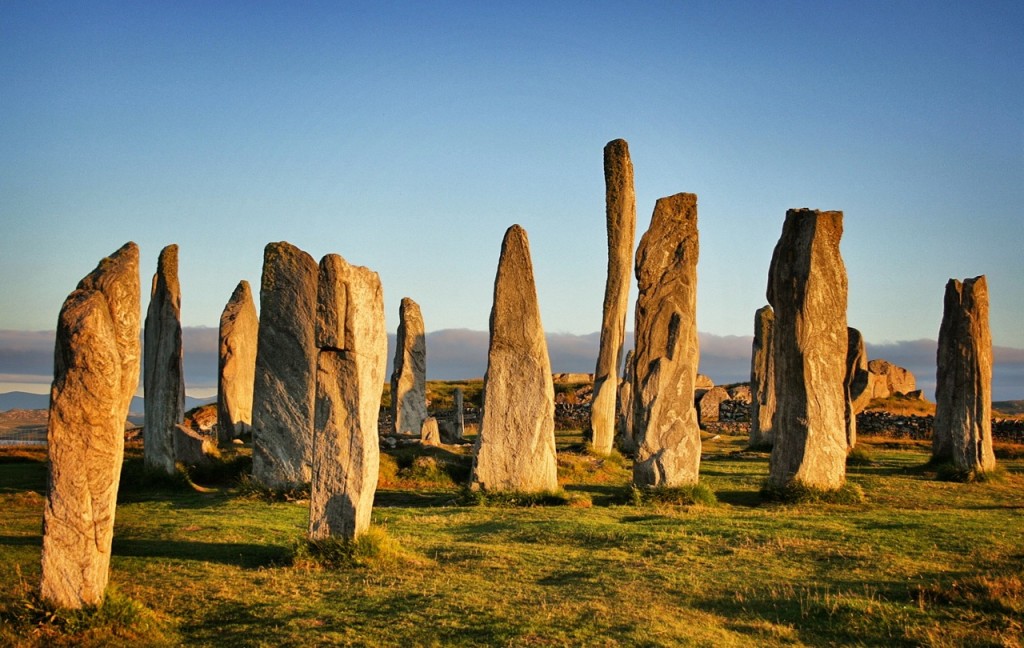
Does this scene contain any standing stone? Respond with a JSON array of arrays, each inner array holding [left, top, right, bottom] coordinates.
[[697, 386, 730, 425], [766, 209, 848, 491], [41, 243, 140, 609], [252, 242, 319, 489], [143, 245, 185, 474], [933, 276, 996, 473], [217, 280, 259, 444], [749, 305, 776, 447], [309, 254, 386, 540], [390, 297, 428, 435], [844, 327, 870, 450], [452, 388, 465, 440], [420, 417, 441, 446], [591, 139, 637, 456], [472, 225, 558, 492], [866, 359, 917, 399], [615, 349, 636, 453], [632, 193, 701, 487]]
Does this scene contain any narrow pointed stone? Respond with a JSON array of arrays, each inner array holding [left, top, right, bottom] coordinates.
[[749, 305, 776, 447], [143, 245, 185, 473], [591, 139, 637, 455], [472, 225, 557, 492], [452, 388, 465, 440], [632, 193, 701, 487], [615, 349, 635, 453], [252, 242, 318, 489], [390, 297, 428, 435], [933, 276, 996, 473], [217, 280, 258, 444], [844, 327, 870, 450], [309, 254, 386, 540], [766, 209, 848, 490], [41, 243, 140, 609]]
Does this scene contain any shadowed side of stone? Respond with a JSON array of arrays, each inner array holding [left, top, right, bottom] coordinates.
[[390, 297, 428, 435], [632, 193, 701, 487], [143, 244, 185, 473], [933, 275, 996, 473], [252, 241, 318, 489], [766, 209, 848, 490], [591, 138, 637, 456], [472, 225, 558, 493], [749, 305, 776, 447]]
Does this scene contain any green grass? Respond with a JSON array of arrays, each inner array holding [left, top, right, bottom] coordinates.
[[2, 436, 1023, 646]]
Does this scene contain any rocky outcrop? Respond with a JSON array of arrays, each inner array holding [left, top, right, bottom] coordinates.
[[143, 245, 185, 474], [845, 327, 870, 450], [41, 243, 140, 609], [309, 254, 386, 540], [632, 193, 701, 487], [217, 280, 258, 444], [252, 242, 319, 489], [933, 276, 996, 473], [591, 138, 637, 456], [390, 297, 428, 435], [749, 305, 776, 447], [766, 209, 848, 491], [867, 359, 917, 399], [472, 225, 558, 493]]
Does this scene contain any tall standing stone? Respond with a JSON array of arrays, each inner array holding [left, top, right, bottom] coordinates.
[[591, 139, 637, 456], [749, 305, 776, 448], [615, 349, 635, 453], [41, 243, 140, 609], [390, 297, 428, 435], [472, 225, 558, 493], [933, 276, 995, 473], [217, 280, 259, 444], [766, 209, 848, 491], [309, 254, 386, 540], [452, 388, 465, 440], [252, 242, 318, 489], [632, 193, 701, 487], [143, 245, 185, 474], [844, 327, 870, 450]]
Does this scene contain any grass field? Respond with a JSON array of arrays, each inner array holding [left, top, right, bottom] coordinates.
[[2, 433, 1022, 647]]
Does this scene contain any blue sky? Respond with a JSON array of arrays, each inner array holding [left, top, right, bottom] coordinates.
[[1, 2, 1022, 395]]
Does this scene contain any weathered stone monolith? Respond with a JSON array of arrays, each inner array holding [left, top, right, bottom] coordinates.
[[252, 242, 318, 489], [143, 245, 185, 474], [749, 305, 776, 447], [309, 254, 386, 540], [591, 139, 637, 456], [615, 349, 635, 453], [217, 280, 258, 444], [866, 359, 917, 399], [472, 225, 558, 492], [632, 193, 701, 487], [697, 386, 729, 425], [933, 276, 995, 473], [41, 243, 140, 609], [390, 297, 427, 435], [421, 417, 441, 446], [452, 388, 465, 440], [844, 327, 870, 450], [766, 209, 848, 491]]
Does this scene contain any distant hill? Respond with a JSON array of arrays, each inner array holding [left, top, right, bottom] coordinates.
[[0, 391, 215, 414], [994, 400, 1024, 416]]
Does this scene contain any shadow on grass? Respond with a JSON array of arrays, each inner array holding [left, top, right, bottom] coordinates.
[[0, 534, 41, 547], [713, 489, 764, 507], [373, 489, 460, 508], [112, 538, 289, 569]]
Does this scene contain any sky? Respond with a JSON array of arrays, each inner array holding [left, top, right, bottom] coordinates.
[[1, 2, 1022, 398]]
